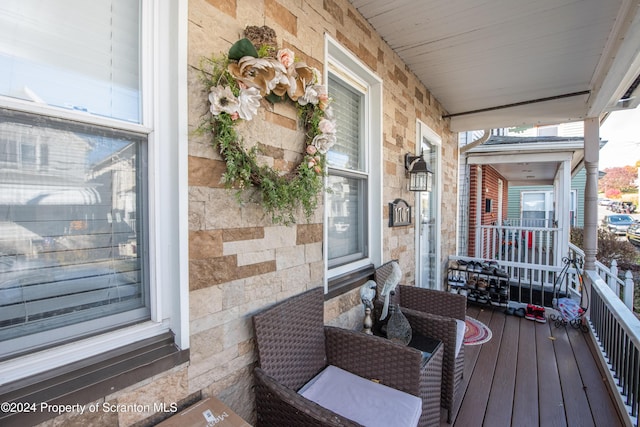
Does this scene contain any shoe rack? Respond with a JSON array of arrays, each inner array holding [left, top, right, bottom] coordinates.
[[447, 260, 510, 308]]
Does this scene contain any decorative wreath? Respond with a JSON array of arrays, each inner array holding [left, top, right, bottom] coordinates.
[[198, 26, 336, 225]]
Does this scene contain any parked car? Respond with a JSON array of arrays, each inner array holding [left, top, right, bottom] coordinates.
[[601, 214, 636, 235], [598, 198, 613, 207], [609, 201, 622, 212], [628, 223, 640, 246]]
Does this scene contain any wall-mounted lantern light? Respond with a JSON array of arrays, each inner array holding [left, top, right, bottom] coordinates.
[[404, 152, 433, 192]]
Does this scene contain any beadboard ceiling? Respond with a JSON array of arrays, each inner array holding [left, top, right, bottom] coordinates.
[[350, 0, 640, 132]]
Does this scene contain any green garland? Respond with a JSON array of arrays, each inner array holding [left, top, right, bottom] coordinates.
[[198, 36, 336, 225]]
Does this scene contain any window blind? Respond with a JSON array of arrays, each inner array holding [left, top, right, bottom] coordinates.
[[0, 0, 141, 123], [327, 75, 365, 172], [0, 109, 148, 353], [327, 75, 368, 266]]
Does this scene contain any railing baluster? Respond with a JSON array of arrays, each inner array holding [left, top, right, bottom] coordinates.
[[586, 271, 640, 426]]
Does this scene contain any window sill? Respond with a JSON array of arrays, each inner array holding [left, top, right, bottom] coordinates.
[[326, 263, 375, 300], [0, 331, 189, 427]]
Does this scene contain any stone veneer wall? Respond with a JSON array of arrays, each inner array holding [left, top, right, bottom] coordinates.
[[36, 0, 457, 425]]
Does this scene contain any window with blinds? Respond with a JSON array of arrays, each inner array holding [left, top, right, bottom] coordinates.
[[0, 0, 141, 123], [327, 74, 368, 268], [0, 0, 148, 358]]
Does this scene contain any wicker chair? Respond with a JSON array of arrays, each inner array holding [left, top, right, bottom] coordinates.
[[374, 261, 466, 424], [252, 287, 444, 427]]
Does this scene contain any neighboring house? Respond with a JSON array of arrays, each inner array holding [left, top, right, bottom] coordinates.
[[1, 1, 639, 427], [459, 134, 587, 259], [508, 168, 586, 229]]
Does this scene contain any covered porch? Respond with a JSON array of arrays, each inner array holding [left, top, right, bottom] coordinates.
[[447, 302, 625, 426], [350, 2, 640, 425]]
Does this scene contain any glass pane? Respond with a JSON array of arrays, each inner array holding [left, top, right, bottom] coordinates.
[[327, 175, 367, 266], [522, 193, 545, 211], [327, 75, 364, 171], [419, 136, 437, 289], [0, 0, 141, 123], [0, 109, 148, 352]]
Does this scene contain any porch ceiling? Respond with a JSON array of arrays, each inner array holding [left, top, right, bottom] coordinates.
[[350, 0, 640, 132]]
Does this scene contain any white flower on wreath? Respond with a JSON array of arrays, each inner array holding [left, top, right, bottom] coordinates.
[[277, 48, 295, 68], [209, 85, 240, 115], [298, 84, 326, 106], [237, 87, 262, 120], [312, 133, 337, 154], [318, 118, 336, 135]]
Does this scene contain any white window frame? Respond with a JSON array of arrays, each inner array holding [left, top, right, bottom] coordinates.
[[0, 0, 188, 384], [323, 35, 382, 288]]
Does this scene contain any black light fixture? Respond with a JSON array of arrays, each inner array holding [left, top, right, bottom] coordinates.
[[404, 151, 433, 192]]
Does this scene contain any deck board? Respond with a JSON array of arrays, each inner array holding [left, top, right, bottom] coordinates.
[[454, 309, 499, 426], [552, 323, 595, 427], [483, 311, 517, 427], [567, 325, 625, 426], [442, 306, 624, 426], [512, 318, 539, 427]]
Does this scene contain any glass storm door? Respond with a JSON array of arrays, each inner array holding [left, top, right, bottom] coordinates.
[[416, 122, 441, 289]]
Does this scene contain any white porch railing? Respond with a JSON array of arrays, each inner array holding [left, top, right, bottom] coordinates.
[[478, 224, 558, 289], [587, 270, 640, 426], [478, 224, 557, 267], [477, 225, 635, 310], [569, 243, 635, 310]]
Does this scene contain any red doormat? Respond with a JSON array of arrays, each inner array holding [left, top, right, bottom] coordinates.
[[464, 316, 492, 345]]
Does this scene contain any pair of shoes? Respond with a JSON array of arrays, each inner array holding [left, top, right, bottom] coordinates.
[[456, 260, 469, 271], [525, 304, 546, 323], [467, 261, 483, 273], [525, 304, 536, 321]]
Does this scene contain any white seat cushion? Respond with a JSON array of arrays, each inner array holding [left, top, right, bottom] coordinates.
[[455, 319, 466, 358], [299, 365, 422, 427]]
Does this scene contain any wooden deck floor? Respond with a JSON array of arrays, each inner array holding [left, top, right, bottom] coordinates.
[[442, 305, 625, 427]]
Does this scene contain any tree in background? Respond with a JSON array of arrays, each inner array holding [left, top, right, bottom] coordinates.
[[605, 188, 622, 199], [599, 165, 638, 195]]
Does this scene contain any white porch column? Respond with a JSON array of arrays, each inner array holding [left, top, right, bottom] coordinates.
[[555, 160, 571, 267], [583, 118, 600, 271]]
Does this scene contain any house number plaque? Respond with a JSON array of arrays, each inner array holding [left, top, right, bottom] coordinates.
[[389, 198, 412, 227]]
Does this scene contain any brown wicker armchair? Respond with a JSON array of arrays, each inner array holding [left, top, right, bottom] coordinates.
[[374, 261, 466, 424], [252, 287, 444, 427]]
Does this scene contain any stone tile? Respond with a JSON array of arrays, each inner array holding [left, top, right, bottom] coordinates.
[[265, 0, 297, 36], [189, 229, 224, 259], [323, 0, 344, 25], [188, 156, 226, 188], [201, 365, 255, 423], [222, 227, 264, 242], [276, 245, 305, 270], [114, 369, 188, 426], [236, 249, 275, 266], [296, 223, 322, 244], [220, 280, 246, 310], [205, 0, 237, 18], [304, 242, 322, 263], [190, 326, 225, 364], [244, 273, 282, 301], [190, 285, 223, 320]]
